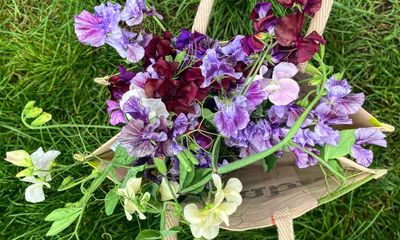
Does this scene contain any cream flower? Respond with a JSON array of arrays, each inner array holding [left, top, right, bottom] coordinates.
[[21, 176, 50, 203], [4, 150, 32, 167], [30, 147, 60, 181], [184, 174, 243, 240], [159, 177, 179, 201], [117, 177, 147, 220]]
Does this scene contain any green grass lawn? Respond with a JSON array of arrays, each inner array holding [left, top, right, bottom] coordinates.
[[1, 0, 399, 239]]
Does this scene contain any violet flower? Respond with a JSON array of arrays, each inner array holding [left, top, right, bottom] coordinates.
[[118, 118, 168, 157], [314, 103, 352, 146], [351, 128, 387, 167], [200, 49, 242, 88], [173, 113, 189, 137], [74, 2, 122, 47], [245, 80, 267, 112], [120, 0, 162, 26], [221, 36, 249, 63], [324, 77, 365, 114], [214, 96, 250, 138], [292, 147, 319, 168], [107, 100, 126, 125], [249, 2, 278, 33]]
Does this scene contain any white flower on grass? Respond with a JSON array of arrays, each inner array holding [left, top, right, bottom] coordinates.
[[5, 147, 60, 203], [30, 147, 60, 181], [21, 176, 50, 203], [117, 177, 147, 220], [159, 177, 179, 201], [184, 174, 243, 240]]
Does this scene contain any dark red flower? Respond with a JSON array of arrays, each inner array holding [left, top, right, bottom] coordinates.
[[277, 0, 322, 15], [143, 32, 175, 67], [275, 11, 326, 63], [108, 66, 135, 100], [144, 59, 209, 114]]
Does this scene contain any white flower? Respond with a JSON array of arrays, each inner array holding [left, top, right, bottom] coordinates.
[[120, 87, 169, 120], [159, 177, 179, 201], [30, 147, 60, 181], [4, 150, 32, 167], [21, 176, 50, 203], [117, 177, 147, 220], [184, 174, 243, 240]]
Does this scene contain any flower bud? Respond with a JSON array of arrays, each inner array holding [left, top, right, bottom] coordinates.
[[5, 150, 32, 167], [31, 112, 52, 127], [24, 101, 36, 110], [24, 107, 43, 119]]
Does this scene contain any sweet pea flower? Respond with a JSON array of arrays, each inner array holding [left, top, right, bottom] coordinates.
[[258, 62, 300, 106], [183, 174, 242, 240], [74, 2, 122, 47], [159, 177, 179, 201], [30, 147, 61, 181], [5, 150, 32, 167], [117, 177, 147, 220], [21, 176, 50, 203], [351, 128, 387, 167], [120, 0, 162, 26]]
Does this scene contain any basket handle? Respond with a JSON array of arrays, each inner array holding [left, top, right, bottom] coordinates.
[[191, 0, 334, 71]]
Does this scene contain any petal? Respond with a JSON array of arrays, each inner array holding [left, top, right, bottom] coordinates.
[[25, 183, 46, 203], [184, 204, 204, 224], [272, 62, 299, 79], [355, 128, 387, 147], [268, 78, 299, 105], [126, 177, 142, 197], [212, 174, 222, 191], [5, 150, 32, 167], [74, 10, 106, 47], [189, 224, 204, 239], [202, 225, 220, 240], [351, 145, 373, 167]]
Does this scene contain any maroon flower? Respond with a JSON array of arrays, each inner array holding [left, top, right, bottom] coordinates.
[[108, 66, 135, 100], [144, 59, 208, 114], [277, 0, 322, 15], [241, 32, 267, 56], [275, 11, 326, 63], [143, 32, 175, 67]]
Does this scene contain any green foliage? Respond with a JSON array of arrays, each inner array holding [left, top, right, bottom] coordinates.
[[153, 157, 167, 175], [323, 129, 356, 160], [104, 187, 119, 216]]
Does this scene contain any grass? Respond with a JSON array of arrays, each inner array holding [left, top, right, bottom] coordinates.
[[0, 0, 399, 239]]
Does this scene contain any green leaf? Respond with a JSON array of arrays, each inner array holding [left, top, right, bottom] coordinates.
[[160, 227, 180, 238], [176, 151, 192, 172], [202, 108, 215, 125], [319, 44, 325, 60], [183, 149, 199, 165], [122, 164, 146, 187], [179, 161, 195, 191], [135, 229, 161, 240], [105, 187, 119, 216], [305, 63, 322, 76], [262, 155, 277, 173], [44, 207, 81, 221], [45, 211, 81, 236], [154, 157, 167, 175], [174, 50, 186, 63], [323, 129, 356, 160], [211, 135, 222, 169], [326, 159, 344, 176], [180, 169, 212, 194], [112, 145, 135, 166]]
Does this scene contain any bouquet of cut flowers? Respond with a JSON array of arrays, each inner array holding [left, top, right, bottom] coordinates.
[[5, 0, 392, 239]]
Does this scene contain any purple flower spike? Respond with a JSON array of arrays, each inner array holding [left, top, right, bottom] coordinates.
[[214, 96, 250, 137], [200, 49, 242, 88], [74, 3, 121, 47], [107, 100, 126, 125], [351, 128, 387, 167]]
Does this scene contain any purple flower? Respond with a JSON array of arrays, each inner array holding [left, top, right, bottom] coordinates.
[[118, 118, 168, 157], [108, 31, 152, 63], [351, 128, 387, 167], [196, 150, 212, 168], [325, 78, 365, 114], [200, 49, 242, 88], [314, 103, 352, 146], [245, 80, 266, 112], [175, 30, 219, 58], [120, 94, 149, 122], [292, 147, 319, 168], [74, 2, 121, 47], [176, 29, 191, 50], [120, 0, 162, 26], [107, 100, 126, 125], [214, 96, 250, 137], [267, 104, 313, 128], [250, 2, 278, 33], [221, 36, 249, 63], [173, 113, 189, 137]]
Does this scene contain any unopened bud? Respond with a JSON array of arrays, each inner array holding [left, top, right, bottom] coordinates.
[[25, 107, 43, 118], [31, 112, 52, 127]]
